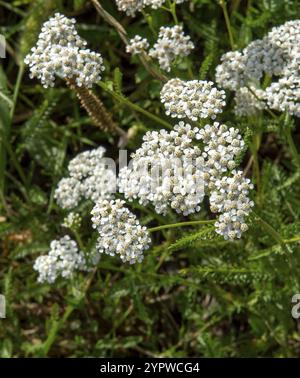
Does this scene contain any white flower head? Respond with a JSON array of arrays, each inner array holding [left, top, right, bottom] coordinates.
[[55, 146, 116, 209], [265, 72, 300, 117], [62, 212, 82, 230], [234, 86, 266, 117], [24, 13, 105, 88], [118, 119, 251, 239], [149, 26, 194, 72], [91, 199, 151, 264], [115, 0, 186, 16], [210, 171, 254, 240], [215, 20, 300, 118], [195, 122, 245, 185], [119, 122, 206, 216], [126, 35, 149, 55], [215, 51, 247, 91], [161, 78, 226, 121], [33, 235, 87, 283]]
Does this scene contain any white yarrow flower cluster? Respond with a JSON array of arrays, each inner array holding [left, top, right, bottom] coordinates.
[[149, 26, 194, 71], [161, 78, 226, 121], [24, 13, 105, 88], [265, 73, 300, 117], [33, 236, 86, 283], [126, 26, 194, 72], [195, 122, 245, 186], [209, 172, 254, 240], [119, 122, 206, 216], [216, 20, 300, 117], [233, 87, 266, 117], [215, 51, 247, 91], [115, 0, 144, 16], [62, 212, 82, 230], [115, 0, 186, 16], [55, 147, 116, 209], [216, 39, 285, 91], [91, 199, 151, 264], [126, 35, 149, 55], [119, 121, 248, 223]]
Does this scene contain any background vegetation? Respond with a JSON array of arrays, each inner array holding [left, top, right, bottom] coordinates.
[[1, 0, 300, 357]]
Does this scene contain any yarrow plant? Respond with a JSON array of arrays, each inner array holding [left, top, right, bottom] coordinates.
[[24, 13, 125, 137], [54, 146, 116, 209], [119, 122, 206, 216], [24, 13, 105, 88], [5, 0, 300, 359], [115, 0, 187, 17], [209, 171, 254, 240], [33, 236, 87, 283], [127, 26, 194, 71], [30, 10, 255, 280], [91, 199, 151, 264], [126, 35, 149, 55], [160, 78, 226, 120], [148, 26, 194, 72], [118, 120, 249, 240], [216, 20, 300, 117]]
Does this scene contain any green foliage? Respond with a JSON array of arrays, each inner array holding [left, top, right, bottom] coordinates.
[[0, 0, 300, 358], [168, 226, 217, 252]]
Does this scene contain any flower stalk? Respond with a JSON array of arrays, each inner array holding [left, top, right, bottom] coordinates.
[[66, 79, 127, 140], [149, 220, 215, 233]]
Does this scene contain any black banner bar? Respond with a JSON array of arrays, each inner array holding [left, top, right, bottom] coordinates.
[[0, 358, 298, 376]]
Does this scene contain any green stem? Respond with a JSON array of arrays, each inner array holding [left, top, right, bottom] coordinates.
[[167, 0, 179, 24], [249, 234, 300, 261], [284, 236, 300, 244], [246, 85, 277, 119], [254, 212, 288, 252], [149, 219, 215, 233], [0, 134, 28, 190], [10, 63, 24, 119], [264, 108, 277, 119], [284, 113, 300, 168], [0, 0, 26, 16], [139, 53, 168, 82], [73, 229, 84, 251], [141, 10, 157, 36], [184, 57, 194, 79], [40, 269, 96, 357], [42, 304, 74, 356], [47, 185, 55, 215], [286, 127, 300, 168], [251, 132, 261, 202], [98, 82, 173, 130], [220, 0, 235, 50]]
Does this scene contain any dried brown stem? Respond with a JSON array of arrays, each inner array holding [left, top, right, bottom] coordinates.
[[90, 0, 167, 82]]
